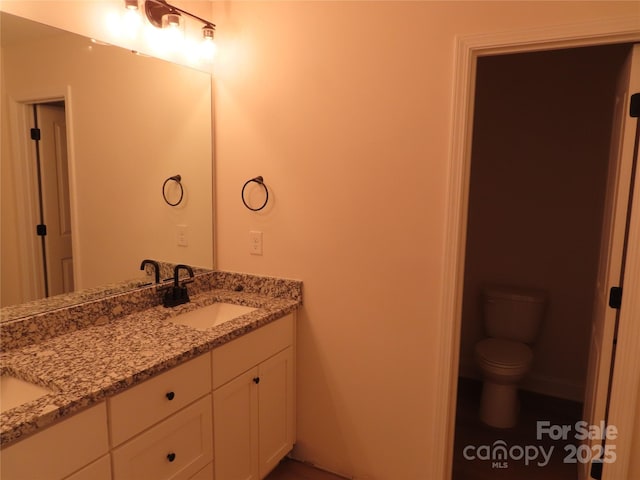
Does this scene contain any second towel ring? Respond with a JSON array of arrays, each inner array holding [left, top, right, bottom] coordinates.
[[163, 174, 184, 206], [242, 176, 269, 211]]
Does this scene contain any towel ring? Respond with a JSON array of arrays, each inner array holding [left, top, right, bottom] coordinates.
[[163, 174, 184, 206], [242, 176, 269, 211]]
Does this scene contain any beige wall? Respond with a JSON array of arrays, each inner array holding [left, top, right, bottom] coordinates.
[[211, 2, 638, 477], [459, 45, 629, 401], [3, 1, 639, 478]]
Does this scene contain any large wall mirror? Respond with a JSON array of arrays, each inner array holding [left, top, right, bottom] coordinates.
[[1, 12, 214, 318]]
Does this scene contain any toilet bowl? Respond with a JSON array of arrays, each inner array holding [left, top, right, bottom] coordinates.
[[475, 338, 533, 428], [474, 286, 546, 428]]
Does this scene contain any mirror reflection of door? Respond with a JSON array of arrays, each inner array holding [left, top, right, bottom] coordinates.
[[33, 102, 74, 298]]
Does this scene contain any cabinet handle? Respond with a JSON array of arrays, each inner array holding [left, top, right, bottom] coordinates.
[[253, 377, 260, 384], [167, 452, 176, 462], [166, 391, 175, 400]]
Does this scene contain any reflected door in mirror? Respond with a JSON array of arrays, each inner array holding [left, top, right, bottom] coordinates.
[[36, 103, 75, 298]]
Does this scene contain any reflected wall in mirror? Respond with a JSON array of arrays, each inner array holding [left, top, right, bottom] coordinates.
[[1, 12, 214, 312]]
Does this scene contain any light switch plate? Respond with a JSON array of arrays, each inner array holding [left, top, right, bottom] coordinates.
[[176, 225, 188, 247], [249, 231, 263, 255]]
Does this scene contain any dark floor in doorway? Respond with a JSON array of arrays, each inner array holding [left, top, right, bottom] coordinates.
[[453, 377, 583, 480]]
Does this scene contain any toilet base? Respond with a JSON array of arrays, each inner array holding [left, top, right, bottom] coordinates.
[[479, 380, 520, 428]]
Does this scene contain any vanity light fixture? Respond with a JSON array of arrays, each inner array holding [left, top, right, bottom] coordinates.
[[131, 0, 216, 52]]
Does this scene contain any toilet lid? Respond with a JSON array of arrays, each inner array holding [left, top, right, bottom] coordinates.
[[475, 338, 533, 367]]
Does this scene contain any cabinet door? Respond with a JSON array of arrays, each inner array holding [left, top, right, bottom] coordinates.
[[213, 368, 259, 480], [258, 347, 294, 478]]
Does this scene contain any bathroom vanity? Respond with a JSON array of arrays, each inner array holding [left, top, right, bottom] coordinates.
[[0, 271, 301, 480]]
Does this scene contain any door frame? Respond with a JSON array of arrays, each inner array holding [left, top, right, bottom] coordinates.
[[433, 16, 640, 480], [6, 87, 80, 302]]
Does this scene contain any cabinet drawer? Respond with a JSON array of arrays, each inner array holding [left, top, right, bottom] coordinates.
[[109, 353, 211, 446], [64, 454, 111, 480], [212, 313, 294, 389], [112, 395, 213, 480], [1, 402, 108, 480]]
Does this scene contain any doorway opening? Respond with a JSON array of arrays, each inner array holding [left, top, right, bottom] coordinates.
[[434, 19, 640, 480], [1, 98, 74, 307], [450, 43, 634, 480]]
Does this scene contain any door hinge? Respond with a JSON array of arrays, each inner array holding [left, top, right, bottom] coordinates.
[[630, 92, 640, 118], [609, 286, 622, 309], [36, 224, 47, 236], [30, 127, 41, 141]]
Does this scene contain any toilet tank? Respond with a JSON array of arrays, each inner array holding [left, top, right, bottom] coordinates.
[[482, 286, 547, 344]]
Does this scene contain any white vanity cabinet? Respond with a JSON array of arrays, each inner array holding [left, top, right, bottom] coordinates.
[[1, 310, 297, 480], [212, 314, 295, 480], [109, 354, 213, 480], [0, 402, 110, 480]]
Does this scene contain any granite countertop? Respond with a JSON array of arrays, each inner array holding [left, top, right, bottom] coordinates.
[[0, 271, 302, 446]]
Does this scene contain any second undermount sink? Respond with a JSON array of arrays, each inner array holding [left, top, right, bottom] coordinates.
[[169, 302, 257, 331], [0, 374, 53, 413]]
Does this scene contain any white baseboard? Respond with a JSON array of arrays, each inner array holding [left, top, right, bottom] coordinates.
[[522, 373, 584, 403]]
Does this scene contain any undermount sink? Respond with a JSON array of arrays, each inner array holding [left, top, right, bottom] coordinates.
[[1, 374, 52, 413], [169, 302, 257, 331]]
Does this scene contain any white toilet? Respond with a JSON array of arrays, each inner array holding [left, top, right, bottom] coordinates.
[[474, 285, 546, 428]]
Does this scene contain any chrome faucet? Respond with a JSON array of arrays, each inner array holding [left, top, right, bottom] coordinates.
[[163, 264, 194, 307], [140, 259, 160, 284]]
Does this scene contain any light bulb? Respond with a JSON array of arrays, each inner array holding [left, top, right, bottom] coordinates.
[[200, 25, 217, 61], [122, 6, 142, 39], [160, 13, 184, 51], [162, 13, 182, 30], [106, 3, 141, 40]]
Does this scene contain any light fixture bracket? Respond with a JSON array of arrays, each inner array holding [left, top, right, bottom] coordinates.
[[144, 0, 173, 28], [143, 0, 216, 30]]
